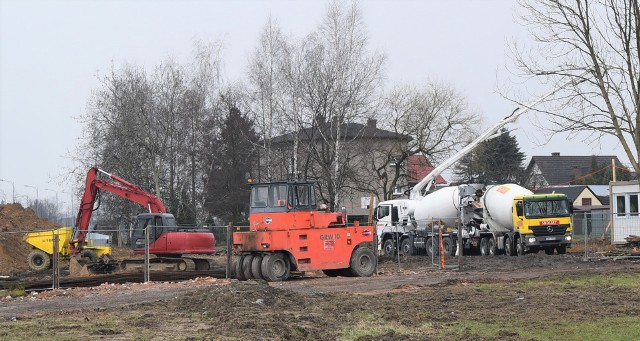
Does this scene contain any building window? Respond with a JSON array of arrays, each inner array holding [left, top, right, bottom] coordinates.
[[631, 194, 639, 216], [581, 198, 592, 206], [616, 195, 626, 217]]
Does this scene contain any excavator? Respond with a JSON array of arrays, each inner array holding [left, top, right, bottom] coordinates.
[[65, 166, 215, 274]]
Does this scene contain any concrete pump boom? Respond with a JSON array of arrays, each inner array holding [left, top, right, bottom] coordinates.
[[409, 72, 588, 200]]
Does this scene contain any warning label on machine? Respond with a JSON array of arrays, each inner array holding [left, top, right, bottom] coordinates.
[[324, 240, 335, 250]]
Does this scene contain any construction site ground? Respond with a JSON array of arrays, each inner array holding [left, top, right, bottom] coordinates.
[[2, 252, 640, 341], [3, 204, 640, 340]]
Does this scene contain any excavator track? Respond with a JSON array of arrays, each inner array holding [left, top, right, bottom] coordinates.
[[119, 257, 213, 272]]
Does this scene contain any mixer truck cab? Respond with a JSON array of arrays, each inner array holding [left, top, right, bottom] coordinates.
[[472, 184, 573, 256], [512, 193, 573, 255]]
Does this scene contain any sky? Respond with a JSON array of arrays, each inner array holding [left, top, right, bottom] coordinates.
[[0, 0, 627, 209]]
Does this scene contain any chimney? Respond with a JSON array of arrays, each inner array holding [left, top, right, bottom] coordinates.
[[552, 152, 560, 156], [366, 119, 377, 129]]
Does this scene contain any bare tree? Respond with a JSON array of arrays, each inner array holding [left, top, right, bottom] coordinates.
[[293, 1, 385, 210], [362, 82, 480, 200], [247, 18, 291, 182], [77, 43, 223, 225], [515, 0, 640, 174]]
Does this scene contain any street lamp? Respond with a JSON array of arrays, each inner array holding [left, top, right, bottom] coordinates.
[[61, 190, 75, 224], [0, 178, 15, 202], [24, 184, 39, 216]]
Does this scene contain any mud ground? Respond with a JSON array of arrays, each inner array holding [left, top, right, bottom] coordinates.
[[2, 253, 640, 340]]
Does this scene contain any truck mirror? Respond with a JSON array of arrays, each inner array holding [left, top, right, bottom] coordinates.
[[569, 202, 574, 214], [391, 206, 399, 224]]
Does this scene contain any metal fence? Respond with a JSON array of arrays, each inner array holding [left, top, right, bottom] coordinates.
[[0, 224, 241, 291], [575, 211, 640, 259], [381, 211, 640, 269]]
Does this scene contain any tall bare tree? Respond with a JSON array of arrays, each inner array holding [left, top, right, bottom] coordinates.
[[78, 43, 222, 225], [515, 0, 640, 174], [247, 18, 292, 182], [363, 82, 480, 200], [294, 1, 385, 210]]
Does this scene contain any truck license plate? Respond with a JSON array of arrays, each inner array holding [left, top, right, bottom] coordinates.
[[545, 237, 556, 241]]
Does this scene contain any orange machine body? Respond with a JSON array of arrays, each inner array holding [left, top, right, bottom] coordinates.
[[233, 181, 374, 272]]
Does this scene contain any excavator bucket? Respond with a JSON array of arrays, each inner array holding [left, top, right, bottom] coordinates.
[[69, 256, 91, 276]]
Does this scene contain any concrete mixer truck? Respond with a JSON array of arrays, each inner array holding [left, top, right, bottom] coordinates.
[[411, 183, 572, 256], [374, 74, 584, 258]]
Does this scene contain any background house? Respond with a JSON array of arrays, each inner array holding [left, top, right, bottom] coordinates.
[[265, 119, 440, 222], [535, 185, 609, 237], [389, 154, 448, 197], [534, 185, 604, 209], [525, 153, 625, 189]]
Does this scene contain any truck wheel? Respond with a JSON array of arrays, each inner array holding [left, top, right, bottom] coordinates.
[[544, 248, 555, 255], [442, 237, 454, 256], [383, 239, 396, 258], [251, 254, 263, 279], [425, 237, 435, 257], [28, 250, 51, 271], [515, 237, 525, 256], [349, 247, 376, 277], [479, 237, 489, 256], [261, 253, 290, 282], [505, 236, 515, 256], [556, 245, 567, 254], [242, 254, 255, 280], [235, 254, 247, 281], [487, 237, 498, 256], [400, 238, 416, 256], [80, 249, 98, 263]]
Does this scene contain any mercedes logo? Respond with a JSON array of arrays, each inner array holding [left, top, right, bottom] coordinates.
[[547, 226, 554, 233]]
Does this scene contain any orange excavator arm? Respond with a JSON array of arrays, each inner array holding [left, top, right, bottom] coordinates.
[[71, 166, 166, 254]]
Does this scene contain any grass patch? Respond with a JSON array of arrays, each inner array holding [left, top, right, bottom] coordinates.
[[474, 272, 640, 292], [0, 283, 26, 298], [444, 315, 640, 341], [340, 312, 435, 340]]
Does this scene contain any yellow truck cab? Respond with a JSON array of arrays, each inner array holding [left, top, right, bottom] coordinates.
[[514, 194, 573, 254]]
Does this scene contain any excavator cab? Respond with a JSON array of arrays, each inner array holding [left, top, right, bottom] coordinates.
[[131, 213, 176, 248]]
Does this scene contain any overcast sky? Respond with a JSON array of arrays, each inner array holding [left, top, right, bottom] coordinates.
[[0, 0, 626, 208]]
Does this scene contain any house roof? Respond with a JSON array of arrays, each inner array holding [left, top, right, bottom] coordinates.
[[270, 119, 409, 144], [526, 154, 624, 186], [534, 185, 601, 205], [407, 154, 447, 184], [588, 185, 610, 205]]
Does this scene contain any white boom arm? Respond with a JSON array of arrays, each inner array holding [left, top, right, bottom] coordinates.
[[409, 72, 588, 200]]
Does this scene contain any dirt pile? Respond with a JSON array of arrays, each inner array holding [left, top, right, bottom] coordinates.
[[0, 204, 60, 274]]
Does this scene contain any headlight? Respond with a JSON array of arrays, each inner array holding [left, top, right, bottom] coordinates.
[[565, 235, 572, 241], [528, 237, 536, 244]]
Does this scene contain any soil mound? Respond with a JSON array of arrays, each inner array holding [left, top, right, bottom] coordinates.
[[172, 280, 322, 339], [175, 279, 309, 311], [0, 204, 61, 274]]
